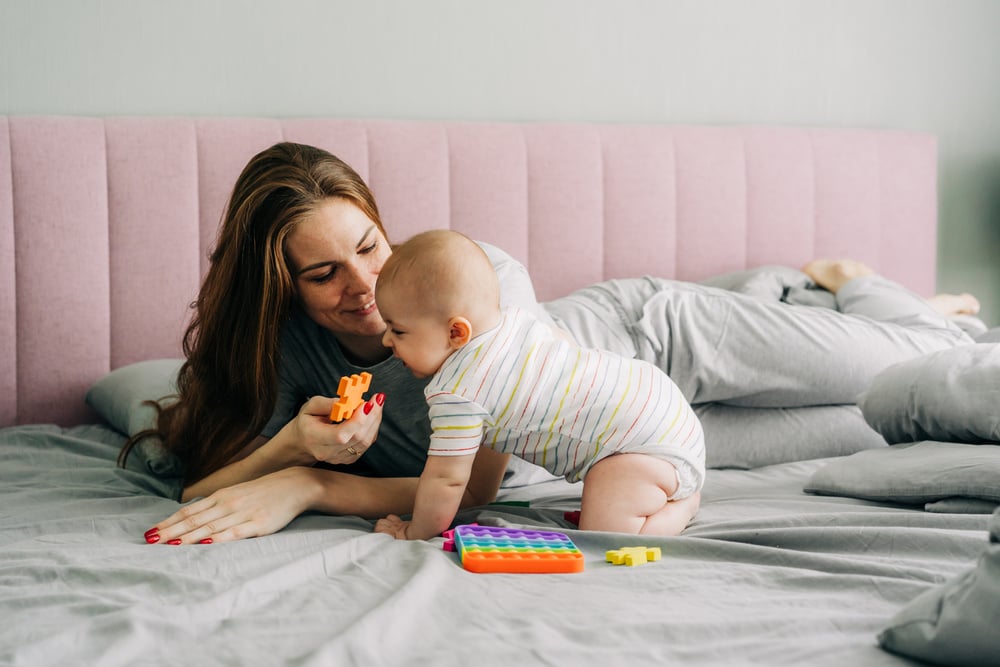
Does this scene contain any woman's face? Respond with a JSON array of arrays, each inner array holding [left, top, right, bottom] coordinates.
[[284, 198, 392, 341]]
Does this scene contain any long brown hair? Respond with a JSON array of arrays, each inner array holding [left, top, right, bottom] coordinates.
[[119, 142, 386, 483]]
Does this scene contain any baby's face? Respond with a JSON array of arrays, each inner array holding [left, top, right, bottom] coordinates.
[[377, 288, 454, 378]]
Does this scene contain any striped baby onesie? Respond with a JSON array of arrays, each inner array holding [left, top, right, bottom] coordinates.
[[424, 307, 705, 497]]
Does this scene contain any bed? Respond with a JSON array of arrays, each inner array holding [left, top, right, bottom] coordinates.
[[1, 116, 996, 666]]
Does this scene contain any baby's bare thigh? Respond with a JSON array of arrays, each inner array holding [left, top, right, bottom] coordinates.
[[582, 454, 678, 513], [580, 453, 697, 534]]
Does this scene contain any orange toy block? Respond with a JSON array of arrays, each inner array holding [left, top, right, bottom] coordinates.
[[329, 372, 373, 422], [606, 546, 662, 567]]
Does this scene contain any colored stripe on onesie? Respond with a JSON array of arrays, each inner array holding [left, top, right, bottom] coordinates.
[[425, 307, 706, 497]]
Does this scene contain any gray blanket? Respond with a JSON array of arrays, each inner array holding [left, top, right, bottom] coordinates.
[[0, 423, 990, 666]]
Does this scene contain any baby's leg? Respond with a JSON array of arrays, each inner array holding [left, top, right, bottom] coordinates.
[[579, 453, 700, 536]]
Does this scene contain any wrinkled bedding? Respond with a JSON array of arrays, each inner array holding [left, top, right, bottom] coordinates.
[[0, 423, 990, 666], [859, 343, 1000, 445]]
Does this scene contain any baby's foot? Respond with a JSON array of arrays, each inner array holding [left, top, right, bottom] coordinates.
[[801, 259, 875, 294], [927, 292, 981, 316]]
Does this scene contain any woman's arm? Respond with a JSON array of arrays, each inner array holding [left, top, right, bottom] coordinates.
[[181, 434, 297, 502], [181, 395, 382, 502], [145, 430, 510, 545], [316, 445, 508, 520], [147, 466, 422, 545]]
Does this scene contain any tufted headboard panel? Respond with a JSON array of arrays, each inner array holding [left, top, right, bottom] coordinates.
[[0, 116, 937, 426]]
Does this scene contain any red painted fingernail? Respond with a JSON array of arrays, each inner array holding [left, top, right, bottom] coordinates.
[[375, 393, 385, 406], [144, 527, 159, 538], [145, 533, 161, 544], [167, 539, 182, 545], [199, 538, 213, 545], [363, 401, 373, 415]]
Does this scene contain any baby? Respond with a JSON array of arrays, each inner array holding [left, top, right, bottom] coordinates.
[[373, 230, 705, 540]]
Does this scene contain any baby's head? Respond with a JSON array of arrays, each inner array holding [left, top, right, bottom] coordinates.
[[376, 230, 501, 378]]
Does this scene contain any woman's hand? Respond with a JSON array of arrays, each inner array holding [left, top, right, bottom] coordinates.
[[145, 467, 323, 545], [178, 392, 387, 502], [374, 514, 412, 540], [292, 393, 385, 466]]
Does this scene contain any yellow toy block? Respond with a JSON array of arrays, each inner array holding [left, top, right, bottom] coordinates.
[[605, 546, 662, 567], [329, 372, 373, 422]]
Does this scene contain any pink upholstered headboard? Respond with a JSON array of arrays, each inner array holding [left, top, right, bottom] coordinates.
[[0, 117, 938, 427]]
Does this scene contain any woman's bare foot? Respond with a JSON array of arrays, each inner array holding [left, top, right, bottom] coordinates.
[[802, 259, 875, 294], [927, 293, 981, 316]]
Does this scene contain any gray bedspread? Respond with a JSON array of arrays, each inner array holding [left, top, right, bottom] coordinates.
[[0, 424, 990, 666]]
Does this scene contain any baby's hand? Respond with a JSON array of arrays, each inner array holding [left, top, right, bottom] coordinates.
[[374, 514, 411, 540]]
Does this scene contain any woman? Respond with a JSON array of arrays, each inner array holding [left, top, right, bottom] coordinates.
[[135, 142, 972, 546], [134, 143, 521, 545]]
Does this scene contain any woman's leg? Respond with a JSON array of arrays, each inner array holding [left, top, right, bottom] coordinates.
[[926, 293, 981, 316], [579, 453, 700, 536], [803, 259, 969, 329], [645, 278, 969, 406], [548, 267, 972, 407]]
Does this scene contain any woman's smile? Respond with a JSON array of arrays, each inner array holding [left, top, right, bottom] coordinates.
[[346, 299, 379, 317]]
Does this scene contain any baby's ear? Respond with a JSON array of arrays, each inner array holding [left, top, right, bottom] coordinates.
[[448, 317, 473, 349]]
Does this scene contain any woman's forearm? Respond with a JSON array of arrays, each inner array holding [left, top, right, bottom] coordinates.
[[308, 470, 421, 518], [181, 428, 313, 502], [305, 467, 498, 520]]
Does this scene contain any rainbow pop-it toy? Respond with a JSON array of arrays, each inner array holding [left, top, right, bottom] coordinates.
[[452, 524, 585, 574]]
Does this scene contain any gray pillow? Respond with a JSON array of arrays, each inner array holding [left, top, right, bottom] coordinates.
[[86, 359, 183, 436], [858, 343, 1000, 445], [698, 403, 887, 469], [804, 441, 1000, 505], [924, 497, 999, 514], [878, 508, 1000, 666]]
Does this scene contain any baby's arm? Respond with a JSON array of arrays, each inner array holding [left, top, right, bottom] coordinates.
[[375, 453, 477, 540]]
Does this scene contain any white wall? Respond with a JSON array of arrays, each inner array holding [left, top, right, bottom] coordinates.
[[3, 0, 998, 324]]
